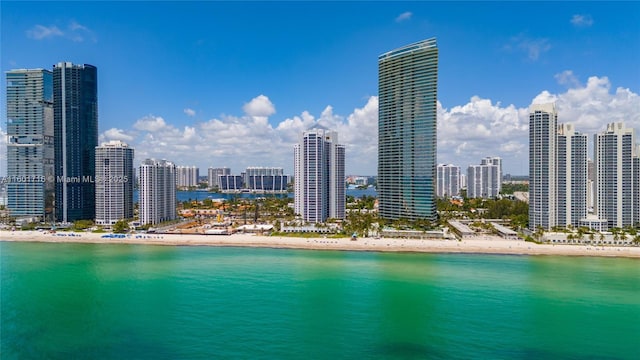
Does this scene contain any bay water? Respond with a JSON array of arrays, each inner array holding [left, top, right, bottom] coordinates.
[[2, 242, 639, 359]]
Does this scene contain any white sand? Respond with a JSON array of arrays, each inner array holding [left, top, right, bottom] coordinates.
[[2, 230, 640, 258]]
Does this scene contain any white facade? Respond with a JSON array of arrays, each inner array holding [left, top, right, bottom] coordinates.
[[557, 124, 588, 227], [480, 157, 502, 194], [139, 159, 177, 226], [595, 122, 636, 228], [95, 141, 134, 226], [466, 164, 499, 199], [436, 164, 460, 198], [176, 166, 199, 188], [529, 103, 557, 230], [207, 167, 230, 188], [294, 126, 345, 223]]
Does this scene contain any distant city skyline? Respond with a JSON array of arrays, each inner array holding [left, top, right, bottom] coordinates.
[[2, 2, 639, 175]]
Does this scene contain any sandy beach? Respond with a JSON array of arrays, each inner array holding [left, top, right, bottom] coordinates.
[[2, 230, 640, 258]]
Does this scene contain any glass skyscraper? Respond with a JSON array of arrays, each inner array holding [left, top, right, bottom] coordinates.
[[378, 38, 438, 221], [5, 69, 55, 221], [53, 62, 98, 223]]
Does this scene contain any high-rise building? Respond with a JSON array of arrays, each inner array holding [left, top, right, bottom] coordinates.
[[5, 68, 54, 221], [53, 62, 98, 223], [176, 166, 199, 188], [529, 103, 557, 230], [480, 157, 503, 194], [587, 159, 596, 211], [207, 167, 231, 189], [294, 125, 345, 223], [244, 167, 289, 193], [95, 140, 134, 226], [594, 122, 636, 228], [634, 145, 640, 227], [557, 124, 588, 227], [466, 163, 499, 199], [436, 164, 460, 198], [378, 38, 438, 221], [139, 159, 176, 225]]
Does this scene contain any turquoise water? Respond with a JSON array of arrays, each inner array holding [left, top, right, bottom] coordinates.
[[2, 242, 639, 359]]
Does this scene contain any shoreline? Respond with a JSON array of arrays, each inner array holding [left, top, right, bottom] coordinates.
[[2, 230, 640, 258]]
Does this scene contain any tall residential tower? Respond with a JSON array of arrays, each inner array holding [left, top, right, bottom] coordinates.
[[139, 159, 177, 226], [95, 140, 134, 226], [378, 38, 438, 221], [53, 62, 98, 222], [557, 124, 588, 227], [294, 126, 345, 223], [594, 123, 636, 229], [436, 164, 460, 198], [5, 69, 54, 221], [529, 103, 557, 230]]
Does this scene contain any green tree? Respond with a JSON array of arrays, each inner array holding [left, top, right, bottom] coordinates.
[[73, 219, 94, 231], [112, 220, 129, 233]]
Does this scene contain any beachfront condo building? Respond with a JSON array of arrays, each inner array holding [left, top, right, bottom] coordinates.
[[177, 166, 199, 188], [139, 159, 177, 226], [53, 62, 98, 223], [378, 38, 438, 222], [95, 141, 134, 226], [208, 167, 231, 189], [557, 124, 588, 227], [594, 122, 636, 229], [5, 68, 55, 221], [294, 125, 345, 223], [436, 164, 460, 198], [529, 103, 558, 230]]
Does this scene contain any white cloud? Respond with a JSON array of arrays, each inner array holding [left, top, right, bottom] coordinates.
[[133, 115, 167, 132], [86, 78, 638, 176], [395, 12, 413, 22], [26, 25, 63, 40], [243, 95, 276, 117], [184, 108, 196, 117], [571, 14, 593, 27], [554, 70, 581, 88], [25, 21, 95, 42], [101, 128, 134, 143], [68, 20, 95, 42], [438, 75, 640, 174], [506, 35, 551, 61]]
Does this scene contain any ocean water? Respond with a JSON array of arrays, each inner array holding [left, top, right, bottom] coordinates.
[[1, 242, 639, 359]]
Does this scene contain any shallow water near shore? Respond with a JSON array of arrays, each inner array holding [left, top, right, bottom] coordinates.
[[2, 241, 639, 359]]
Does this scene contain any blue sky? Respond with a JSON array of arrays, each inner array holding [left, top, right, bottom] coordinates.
[[2, 1, 639, 176]]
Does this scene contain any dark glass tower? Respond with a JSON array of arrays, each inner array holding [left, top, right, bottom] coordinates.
[[53, 62, 98, 222], [378, 38, 438, 222]]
